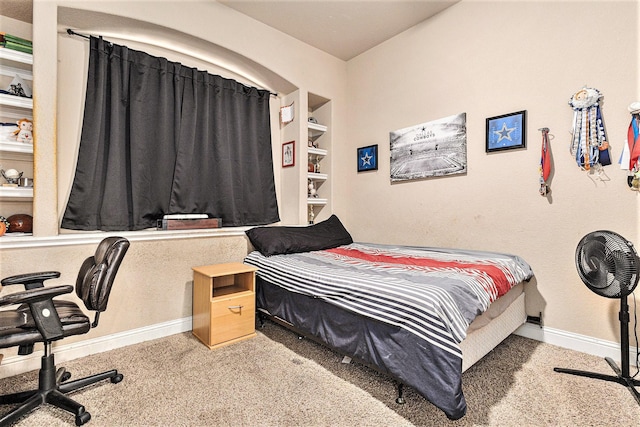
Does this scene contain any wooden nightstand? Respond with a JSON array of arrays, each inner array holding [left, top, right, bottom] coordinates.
[[192, 262, 258, 349]]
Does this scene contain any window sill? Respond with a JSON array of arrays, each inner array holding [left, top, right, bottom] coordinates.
[[0, 227, 250, 249]]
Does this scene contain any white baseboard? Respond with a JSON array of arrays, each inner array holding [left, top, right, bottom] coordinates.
[[0, 317, 192, 379], [515, 322, 639, 368], [2, 317, 637, 379]]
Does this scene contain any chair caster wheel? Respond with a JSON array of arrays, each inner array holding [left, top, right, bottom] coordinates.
[[395, 397, 405, 404], [75, 411, 91, 426], [56, 368, 72, 383], [111, 373, 124, 384]]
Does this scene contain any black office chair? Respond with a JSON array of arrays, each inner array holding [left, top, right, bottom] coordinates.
[[0, 236, 130, 426]]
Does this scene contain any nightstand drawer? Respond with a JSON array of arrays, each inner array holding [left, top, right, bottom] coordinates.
[[209, 293, 255, 345]]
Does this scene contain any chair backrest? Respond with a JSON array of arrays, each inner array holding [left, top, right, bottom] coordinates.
[[76, 236, 130, 313]]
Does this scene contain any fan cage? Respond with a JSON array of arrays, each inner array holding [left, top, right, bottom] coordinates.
[[575, 230, 640, 299]]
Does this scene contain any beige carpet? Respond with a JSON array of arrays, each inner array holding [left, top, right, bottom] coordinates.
[[1, 321, 639, 426]]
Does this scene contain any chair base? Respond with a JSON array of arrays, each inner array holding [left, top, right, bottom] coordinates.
[[0, 352, 123, 426]]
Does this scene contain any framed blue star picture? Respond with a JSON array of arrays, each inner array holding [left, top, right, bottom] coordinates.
[[486, 110, 526, 153], [357, 144, 378, 172]]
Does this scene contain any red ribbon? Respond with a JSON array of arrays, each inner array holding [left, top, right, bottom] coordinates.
[[541, 130, 551, 181], [628, 115, 640, 170], [539, 128, 551, 196]]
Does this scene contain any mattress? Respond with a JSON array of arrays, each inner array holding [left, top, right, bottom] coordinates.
[[461, 284, 525, 371]]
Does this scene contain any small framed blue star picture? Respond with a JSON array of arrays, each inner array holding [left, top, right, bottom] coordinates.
[[357, 144, 378, 172], [486, 110, 526, 153]]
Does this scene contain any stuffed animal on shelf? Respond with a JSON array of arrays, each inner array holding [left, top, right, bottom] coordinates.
[[13, 118, 33, 144]]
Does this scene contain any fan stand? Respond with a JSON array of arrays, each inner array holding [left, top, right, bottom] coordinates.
[[554, 296, 640, 405]]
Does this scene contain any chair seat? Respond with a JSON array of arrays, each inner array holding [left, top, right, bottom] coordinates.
[[0, 301, 91, 349], [0, 311, 27, 330]]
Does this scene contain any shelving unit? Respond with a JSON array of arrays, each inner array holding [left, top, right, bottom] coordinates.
[[278, 91, 332, 225], [307, 138, 328, 223], [0, 48, 33, 117], [0, 47, 34, 228], [306, 95, 331, 224]]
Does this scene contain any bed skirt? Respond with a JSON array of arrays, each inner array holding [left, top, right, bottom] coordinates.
[[256, 276, 527, 419]]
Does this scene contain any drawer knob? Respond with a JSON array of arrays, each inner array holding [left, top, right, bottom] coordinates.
[[228, 305, 244, 311]]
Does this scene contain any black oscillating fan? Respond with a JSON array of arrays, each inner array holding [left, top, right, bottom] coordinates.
[[554, 230, 640, 405]]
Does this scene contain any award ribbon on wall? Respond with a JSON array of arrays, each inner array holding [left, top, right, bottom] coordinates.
[[568, 87, 611, 170], [539, 127, 551, 196], [621, 102, 640, 189]]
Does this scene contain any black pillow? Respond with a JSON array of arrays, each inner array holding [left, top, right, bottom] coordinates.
[[245, 215, 353, 256]]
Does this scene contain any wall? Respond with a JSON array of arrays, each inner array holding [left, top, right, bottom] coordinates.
[[337, 0, 639, 346]]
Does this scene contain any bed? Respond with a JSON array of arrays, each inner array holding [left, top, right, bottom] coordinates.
[[244, 215, 533, 420]]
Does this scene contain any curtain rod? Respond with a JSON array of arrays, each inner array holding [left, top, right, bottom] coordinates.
[[66, 28, 279, 97], [66, 28, 90, 40]]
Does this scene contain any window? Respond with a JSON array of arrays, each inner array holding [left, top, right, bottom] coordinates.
[[62, 37, 279, 231]]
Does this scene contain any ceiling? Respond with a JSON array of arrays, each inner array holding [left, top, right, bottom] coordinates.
[[0, 0, 458, 61], [218, 1, 458, 60]]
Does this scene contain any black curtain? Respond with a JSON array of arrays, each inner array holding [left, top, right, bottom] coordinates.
[[62, 36, 279, 231]]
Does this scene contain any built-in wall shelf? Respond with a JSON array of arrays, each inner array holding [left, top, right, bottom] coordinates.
[[0, 140, 33, 154], [0, 49, 33, 64], [304, 95, 331, 224], [0, 93, 32, 110], [308, 147, 327, 157], [308, 122, 327, 135], [307, 198, 328, 205], [307, 172, 327, 181], [0, 186, 33, 200]]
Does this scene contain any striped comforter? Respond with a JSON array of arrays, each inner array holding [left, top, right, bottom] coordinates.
[[245, 242, 533, 360]]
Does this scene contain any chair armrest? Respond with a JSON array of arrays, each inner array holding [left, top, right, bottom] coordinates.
[[0, 285, 73, 341], [0, 285, 73, 308], [1, 271, 61, 290]]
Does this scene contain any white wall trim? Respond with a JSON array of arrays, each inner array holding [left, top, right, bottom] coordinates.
[[0, 317, 192, 379], [2, 318, 638, 379], [515, 322, 639, 368]]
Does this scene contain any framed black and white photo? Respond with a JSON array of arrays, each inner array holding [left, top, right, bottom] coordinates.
[[390, 113, 467, 182], [357, 144, 378, 172], [282, 141, 295, 167], [486, 110, 526, 153]]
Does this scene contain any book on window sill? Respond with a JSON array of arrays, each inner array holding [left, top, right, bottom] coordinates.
[[157, 217, 222, 230]]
